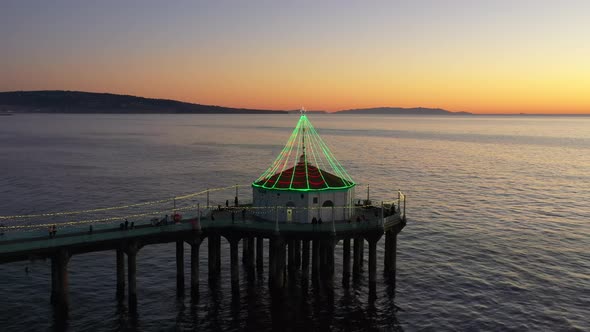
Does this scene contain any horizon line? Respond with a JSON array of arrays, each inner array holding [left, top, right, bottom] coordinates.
[[1, 89, 589, 116]]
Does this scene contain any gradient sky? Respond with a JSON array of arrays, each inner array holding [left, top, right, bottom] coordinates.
[[1, 0, 589, 113]]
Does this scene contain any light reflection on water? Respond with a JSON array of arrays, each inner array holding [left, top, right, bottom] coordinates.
[[0, 114, 589, 331]]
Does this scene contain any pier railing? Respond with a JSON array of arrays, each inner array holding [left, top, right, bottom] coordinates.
[[0, 185, 406, 236]]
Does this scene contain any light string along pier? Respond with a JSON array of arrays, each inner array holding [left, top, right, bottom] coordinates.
[[0, 184, 405, 231]]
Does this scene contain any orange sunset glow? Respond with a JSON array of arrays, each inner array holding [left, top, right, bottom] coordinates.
[[2, 1, 589, 114]]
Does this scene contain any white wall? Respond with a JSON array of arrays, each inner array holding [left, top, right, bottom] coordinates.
[[252, 186, 355, 223]]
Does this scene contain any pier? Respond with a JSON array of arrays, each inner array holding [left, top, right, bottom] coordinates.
[[1, 112, 408, 317], [0, 202, 406, 313]]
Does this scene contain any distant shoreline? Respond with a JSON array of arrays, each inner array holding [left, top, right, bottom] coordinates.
[[0, 90, 588, 116], [3, 112, 589, 117]]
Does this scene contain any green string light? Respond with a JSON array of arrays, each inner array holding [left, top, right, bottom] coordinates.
[[252, 113, 356, 191]]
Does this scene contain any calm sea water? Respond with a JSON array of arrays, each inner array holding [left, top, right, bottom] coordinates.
[[0, 114, 589, 331]]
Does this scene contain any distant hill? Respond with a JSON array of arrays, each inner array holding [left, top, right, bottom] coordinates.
[[0, 91, 286, 114], [335, 107, 472, 115], [0, 91, 477, 116]]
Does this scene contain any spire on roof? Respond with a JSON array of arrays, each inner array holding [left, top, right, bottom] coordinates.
[[253, 112, 355, 191]]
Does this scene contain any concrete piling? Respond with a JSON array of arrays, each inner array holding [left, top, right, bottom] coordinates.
[[270, 237, 286, 290], [50, 257, 57, 304], [28, 213, 405, 310], [242, 236, 249, 264], [325, 239, 335, 283], [208, 234, 221, 283], [50, 249, 70, 310], [293, 240, 301, 272], [301, 240, 310, 281], [353, 237, 362, 277], [116, 248, 125, 300], [127, 244, 138, 311], [176, 240, 184, 295], [256, 237, 264, 272], [189, 238, 202, 297], [342, 238, 351, 287], [311, 239, 320, 284], [384, 230, 398, 286], [368, 238, 378, 286], [359, 238, 364, 269], [268, 237, 276, 288], [288, 239, 295, 275], [247, 237, 255, 270], [230, 238, 239, 293]]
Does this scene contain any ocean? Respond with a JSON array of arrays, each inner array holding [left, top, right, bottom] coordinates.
[[0, 114, 588, 331]]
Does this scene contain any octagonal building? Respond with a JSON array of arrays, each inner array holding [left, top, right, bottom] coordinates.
[[252, 112, 356, 223]]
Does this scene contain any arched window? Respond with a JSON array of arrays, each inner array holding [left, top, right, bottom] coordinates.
[[322, 200, 334, 207]]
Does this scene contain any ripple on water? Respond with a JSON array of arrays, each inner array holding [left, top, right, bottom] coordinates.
[[1, 114, 589, 331]]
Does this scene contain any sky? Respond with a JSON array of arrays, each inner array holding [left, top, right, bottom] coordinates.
[[1, 0, 589, 114]]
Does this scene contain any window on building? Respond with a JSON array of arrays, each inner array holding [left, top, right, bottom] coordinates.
[[313, 197, 318, 204]]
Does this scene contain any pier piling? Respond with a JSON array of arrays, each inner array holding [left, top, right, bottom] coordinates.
[[1, 205, 406, 311], [208, 235, 221, 283], [247, 237, 255, 270], [384, 230, 398, 285], [353, 237, 362, 278], [116, 248, 125, 300], [359, 238, 364, 269], [342, 238, 351, 287], [368, 237, 380, 286], [50, 256, 57, 304], [268, 237, 275, 288], [127, 243, 139, 311], [288, 240, 295, 275], [311, 239, 320, 284], [301, 240, 309, 287], [270, 237, 286, 290], [176, 241, 185, 295], [242, 236, 248, 264], [294, 240, 301, 272], [189, 238, 202, 297], [256, 237, 264, 272], [230, 238, 239, 293], [50, 249, 70, 309], [325, 239, 335, 283]]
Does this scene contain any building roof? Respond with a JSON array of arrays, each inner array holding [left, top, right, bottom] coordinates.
[[252, 112, 355, 191]]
